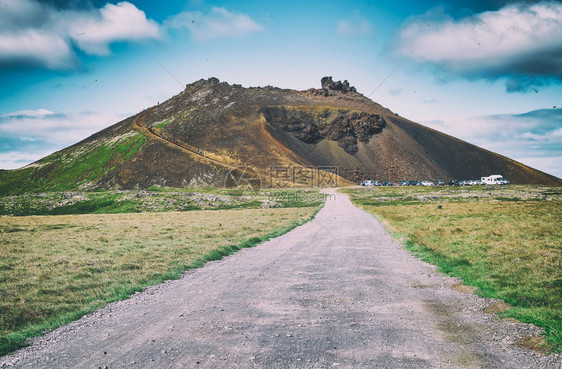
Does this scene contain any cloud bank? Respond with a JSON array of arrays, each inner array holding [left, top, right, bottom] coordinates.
[[0, 0, 161, 70], [422, 108, 562, 177], [166, 6, 263, 41], [397, 1, 562, 92], [0, 109, 125, 169]]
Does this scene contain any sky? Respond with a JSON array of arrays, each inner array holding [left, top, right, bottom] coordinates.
[[1, 0, 561, 178]]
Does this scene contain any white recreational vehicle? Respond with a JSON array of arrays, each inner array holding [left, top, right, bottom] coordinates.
[[481, 175, 509, 185]]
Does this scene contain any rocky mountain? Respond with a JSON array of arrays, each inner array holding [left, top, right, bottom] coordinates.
[[0, 77, 560, 195]]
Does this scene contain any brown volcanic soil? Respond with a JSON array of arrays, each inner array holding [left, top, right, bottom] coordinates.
[[8, 76, 560, 191], [128, 77, 560, 186]]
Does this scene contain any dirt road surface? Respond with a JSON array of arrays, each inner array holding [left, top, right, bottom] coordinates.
[[2, 190, 560, 368]]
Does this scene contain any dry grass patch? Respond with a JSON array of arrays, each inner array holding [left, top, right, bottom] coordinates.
[[451, 282, 477, 294], [483, 301, 512, 315], [517, 335, 551, 355], [0, 206, 318, 355]]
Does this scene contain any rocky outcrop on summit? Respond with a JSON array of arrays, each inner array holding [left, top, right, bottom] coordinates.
[[320, 76, 357, 94]]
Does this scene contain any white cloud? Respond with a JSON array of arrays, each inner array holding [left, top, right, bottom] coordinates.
[[0, 0, 161, 69], [0, 109, 125, 144], [397, 1, 562, 91], [337, 18, 373, 37], [20, 32, 74, 67], [512, 156, 562, 177], [2, 108, 52, 119], [0, 28, 76, 69], [0, 109, 127, 169], [166, 6, 263, 41], [0, 150, 54, 170], [69, 2, 161, 55]]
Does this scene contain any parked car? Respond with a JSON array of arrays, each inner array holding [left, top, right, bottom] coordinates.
[[397, 180, 409, 186], [409, 180, 421, 186], [435, 180, 445, 186], [421, 180, 434, 186], [361, 180, 382, 186], [382, 181, 394, 186]]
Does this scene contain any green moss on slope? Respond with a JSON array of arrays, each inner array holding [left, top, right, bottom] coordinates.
[[0, 133, 147, 196]]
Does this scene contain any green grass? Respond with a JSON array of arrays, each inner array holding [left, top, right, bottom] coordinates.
[[0, 188, 324, 216], [344, 185, 562, 353], [0, 205, 322, 356], [153, 120, 171, 129], [0, 191, 196, 216]]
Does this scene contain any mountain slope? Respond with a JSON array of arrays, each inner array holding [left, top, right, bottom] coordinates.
[[1, 77, 560, 195]]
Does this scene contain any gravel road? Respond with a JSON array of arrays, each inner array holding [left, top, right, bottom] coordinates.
[[2, 190, 560, 368]]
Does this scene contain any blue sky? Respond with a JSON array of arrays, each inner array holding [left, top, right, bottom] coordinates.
[[1, 0, 561, 178]]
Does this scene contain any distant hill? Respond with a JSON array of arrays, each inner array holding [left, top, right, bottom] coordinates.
[[1, 77, 560, 195]]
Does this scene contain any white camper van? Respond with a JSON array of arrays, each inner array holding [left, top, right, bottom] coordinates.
[[481, 175, 509, 185]]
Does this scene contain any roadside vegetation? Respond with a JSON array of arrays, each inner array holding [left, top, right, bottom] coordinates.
[[0, 188, 324, 216], [343, 185, 562, 353], [0, 188, 324, 356]]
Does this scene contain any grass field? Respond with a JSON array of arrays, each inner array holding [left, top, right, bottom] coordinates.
[[343, 185, 562, 353], [0, 201, 321, 356]]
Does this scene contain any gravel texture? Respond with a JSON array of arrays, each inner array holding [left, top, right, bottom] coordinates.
[[1, 190, 560, 368]]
